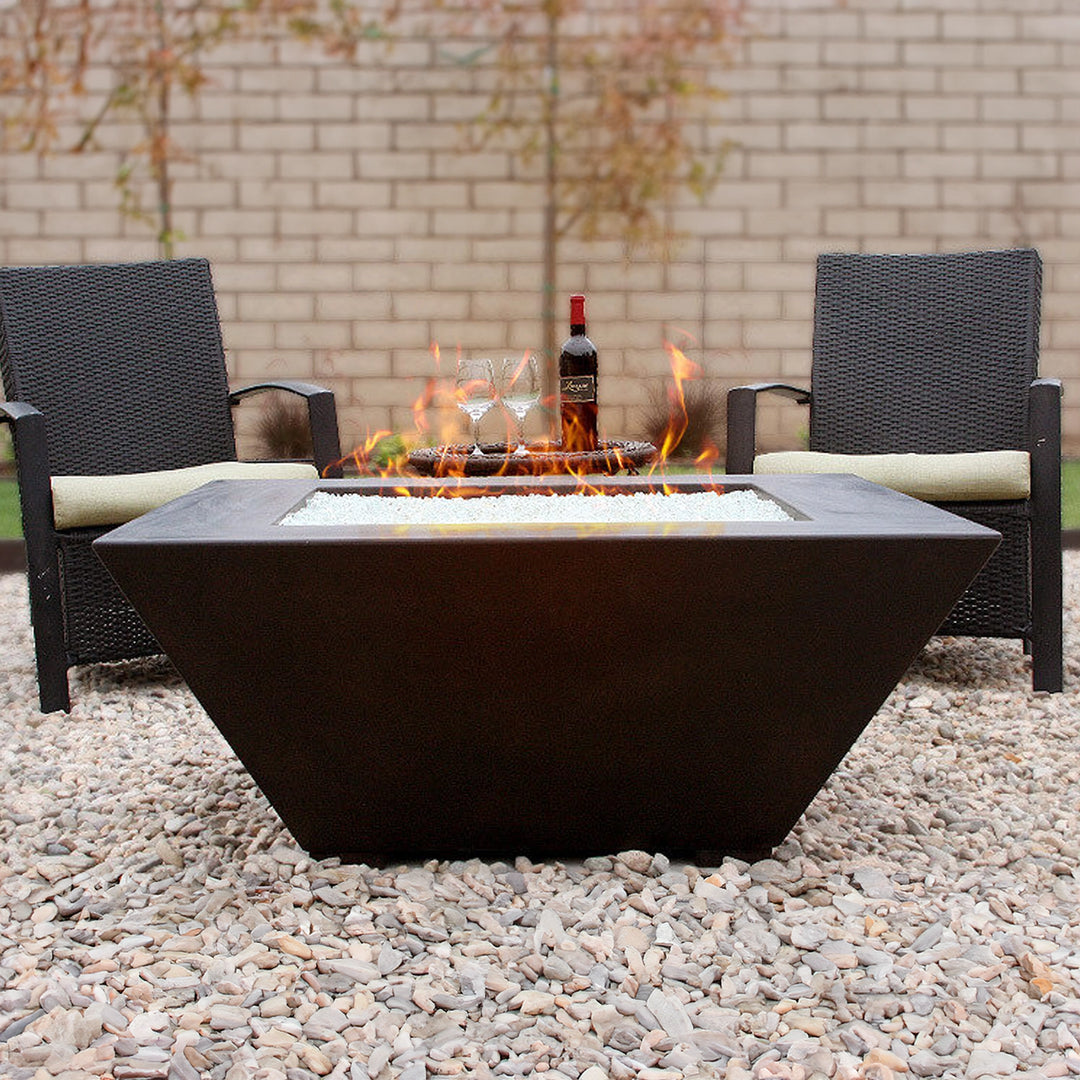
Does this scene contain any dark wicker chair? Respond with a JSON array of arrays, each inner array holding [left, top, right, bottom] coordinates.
[[0, 258, 343, 713], [727, 248, 1062, 692]]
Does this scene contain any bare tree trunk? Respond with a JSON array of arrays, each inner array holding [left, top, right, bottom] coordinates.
[[154, 0, 173, 259], [541, 8, 558, 438]]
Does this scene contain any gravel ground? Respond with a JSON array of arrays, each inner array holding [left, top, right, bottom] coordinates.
[[1, 557, 1078, 1080]]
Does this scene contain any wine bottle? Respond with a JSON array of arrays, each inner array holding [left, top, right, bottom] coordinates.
[[559, 294, 598, 452]]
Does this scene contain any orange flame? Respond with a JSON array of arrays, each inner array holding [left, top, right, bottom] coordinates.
[[330, 337, 723, 497]]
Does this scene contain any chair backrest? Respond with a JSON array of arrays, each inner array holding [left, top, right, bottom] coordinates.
[[811, 248, 1041, 455], [0, 258, 237, 476]]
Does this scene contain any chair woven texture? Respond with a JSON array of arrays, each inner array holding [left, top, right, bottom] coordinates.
[[811, 249, 1040, 455], [0, 258, 241, 669], [0, 259, 237, 477], [812, 249, 1043, 642]]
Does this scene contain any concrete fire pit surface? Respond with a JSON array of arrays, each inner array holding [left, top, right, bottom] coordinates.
[[0, 560, 1078, 1079], [92, 473, 997, 862]]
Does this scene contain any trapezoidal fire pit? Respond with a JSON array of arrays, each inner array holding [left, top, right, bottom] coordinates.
[[94, 473, 998, 862]]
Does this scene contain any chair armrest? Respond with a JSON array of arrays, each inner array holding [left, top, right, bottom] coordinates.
[[1028, 378, 1061, 516], [229, 380, 343, 479], [0, 399, 61, 570], [725, 383, 811, 475]]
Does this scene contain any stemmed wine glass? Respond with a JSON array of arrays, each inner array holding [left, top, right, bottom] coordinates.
[[500, 353, 540, 456], [455, 357, 496, 456]]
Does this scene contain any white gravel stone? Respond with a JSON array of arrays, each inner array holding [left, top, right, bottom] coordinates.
[[1, 555, 1079, 1080], [280, 487, 793, 526]]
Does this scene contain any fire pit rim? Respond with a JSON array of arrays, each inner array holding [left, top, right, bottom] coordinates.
[[96, 473, 1003, 548]]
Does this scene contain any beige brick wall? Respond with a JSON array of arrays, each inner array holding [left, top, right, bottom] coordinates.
[[2, 0, 1079, 458]]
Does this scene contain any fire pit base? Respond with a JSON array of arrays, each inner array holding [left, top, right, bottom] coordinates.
[[95, 474, 998, 862]]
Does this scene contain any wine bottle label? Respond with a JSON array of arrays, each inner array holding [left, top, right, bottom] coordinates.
[[560, 374, 596, 402]]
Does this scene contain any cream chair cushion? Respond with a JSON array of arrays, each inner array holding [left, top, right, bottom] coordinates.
[[52, 461, 319, 530], [753, 450, 1030, 502]]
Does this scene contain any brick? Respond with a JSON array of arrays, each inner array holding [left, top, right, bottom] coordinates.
[[747, 153, 823, 180], [435, 154, 512, 181], [276, 321, 352, 350], [41, 210, 113, 236], [861, 124, 938, 151], [240, 67, 315, 93], [318, 238, 396, 262], [317, 123, 392, 151], [1022, 126, 1080, 152], [394, 124, 465, 151], [281, 153, 354, 180], [359, 152, 431, 180], [353, 208, 429, 236], [784, 124, 860, 152], [862, 180, 939, 208], [3, 238, 82, 263], [942, 14, 1017, 40], [349, 320, 431, 349], [627, 292, 706, 322], [238, 124, 316, 152], [746, 95, 821, 122], [395, 182, 468, 209], [5, 182, 81, 210], [743, 319, 813, 352], [823, 209, 902, 235], [705, 292, 782, 320], [861, 68, 937, 94], [278, 264, 353, 291], [902, 153, 980, 179], [904, 210, 980, 236], [432, 264, 507, 291], [1022, 15, 1080, 41], [239, 180, 314, 208], [199, 94, 276, 122], [278, 209, 354, 236], [746, 208, 823, 237], [239, 293, 314, 321], [943, 70, 1019, 95], [239, 238, 319, 262], [747, 40, 821, 66], [940, 125, 1019, 152], [783, 180, 859, 209], [472, 291, 544, 320], [824, 41, 898, 66], [904, 95, 978, 122], [980, 152, 1058, 179], [432, 209, 512, 236], [315, 181, 392, 208], [394, 293, 470, 320], [356, 263, 432, 290], [865, 13, 937, 39], [279, 94, 353, 122], [316, 293, 394, 320]]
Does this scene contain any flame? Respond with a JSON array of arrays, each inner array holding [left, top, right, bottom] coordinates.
[[329, 338, 723, 498], [654, 341, 702, 464]]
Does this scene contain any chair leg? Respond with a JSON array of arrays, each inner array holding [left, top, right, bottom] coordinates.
[[1030, 558, 1063, 693], [1029, 380, 1063, 693], [25, 558, 72, 713]]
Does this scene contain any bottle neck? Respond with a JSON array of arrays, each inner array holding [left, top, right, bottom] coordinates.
[[570, 323, 586, 336]]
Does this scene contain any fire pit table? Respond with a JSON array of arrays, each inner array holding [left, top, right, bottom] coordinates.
[[94, 473, 998, 862]]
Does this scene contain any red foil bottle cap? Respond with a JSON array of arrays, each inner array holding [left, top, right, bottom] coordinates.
[[570, 294, 585, 325]]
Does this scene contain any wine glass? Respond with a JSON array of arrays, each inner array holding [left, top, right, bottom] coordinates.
[[500, 353, 540, 455], [455, 357, 496, 456]]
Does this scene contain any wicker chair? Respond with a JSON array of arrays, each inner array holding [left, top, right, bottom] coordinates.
[[727, 248, 1062, 692], [0, 258, 343, 713]]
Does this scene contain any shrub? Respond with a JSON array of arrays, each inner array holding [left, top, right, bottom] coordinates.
[[639, 378, 727, 461], [255, 395, 313, 460]]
